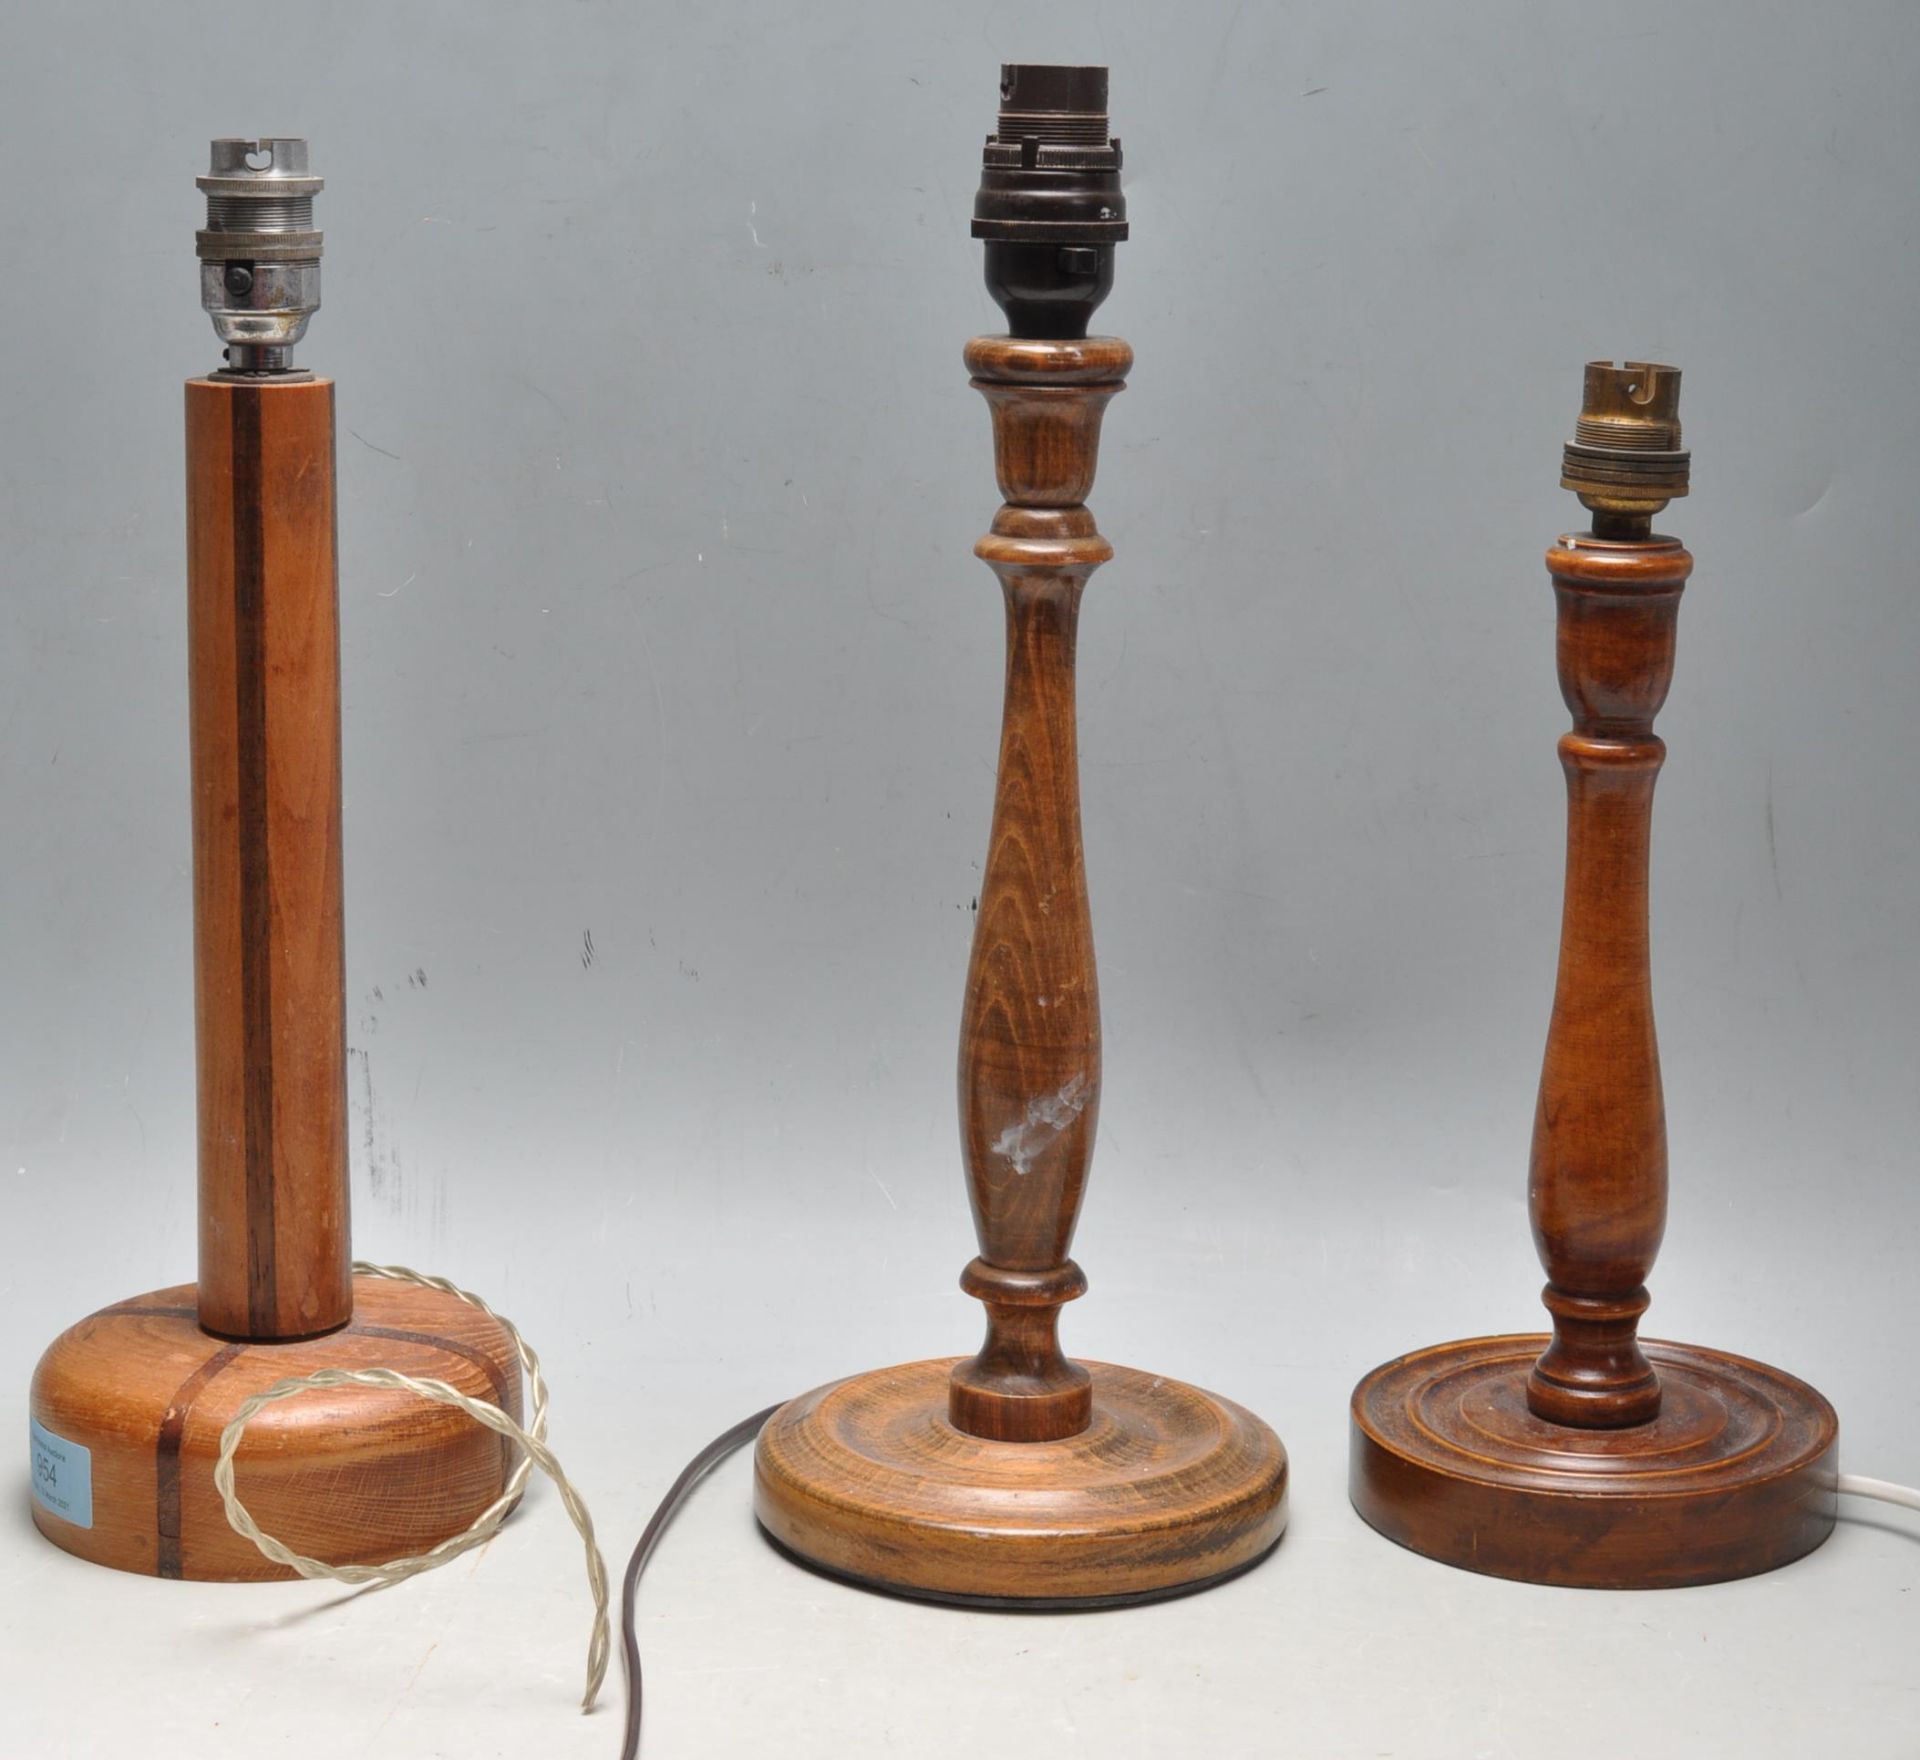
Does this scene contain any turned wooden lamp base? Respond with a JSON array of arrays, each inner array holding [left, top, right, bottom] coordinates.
[[754, 1357, 1287, 1605], [1349, 1334, 1837, 1589], [29, 1273, 523, 1581]]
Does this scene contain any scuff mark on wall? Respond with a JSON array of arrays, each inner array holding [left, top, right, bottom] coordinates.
[[349, 1043, 403, 1214]]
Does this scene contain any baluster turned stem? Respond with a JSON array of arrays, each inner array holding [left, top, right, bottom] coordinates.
[[1524, 359, 1693, 1427], [1349, 359, 1838, 1589], [1524, 535, 1687, 1425], [948, 337, 1129, 1442], [753, 64, 1286, 1608]]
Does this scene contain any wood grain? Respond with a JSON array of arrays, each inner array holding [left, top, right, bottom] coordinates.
[[756, 1357, 1286, 1603], [751, 332, 1288, 1605], [1350, 1335, 1836, 1588], [186, 375, 350, 1342], [1527, 534, 1688, 1426], [950, 334, 1127, 1444], [24, 379, 525, 1586], [1347, 504, 1838, 1588], [30, 1274, 522, 1581]]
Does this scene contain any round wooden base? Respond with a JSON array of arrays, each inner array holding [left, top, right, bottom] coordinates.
[[754, 1357, 1287, 1604], [1350, 1334, 1837, 1588], [29, 1276, 523, 1581]]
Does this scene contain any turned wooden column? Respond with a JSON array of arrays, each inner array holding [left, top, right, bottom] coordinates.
[[187, 376, 352, 1341], [948, 334, 1128, 1444], [754, 65, 1287, 1607], [1349, 361, 1838, 1589], [1525, 531, 1686, 1426]]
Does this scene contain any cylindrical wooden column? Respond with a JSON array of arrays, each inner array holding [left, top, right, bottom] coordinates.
[[186, 375, 351, 1341]]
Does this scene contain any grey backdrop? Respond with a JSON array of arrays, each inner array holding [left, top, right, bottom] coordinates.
[[3, 3, 1916, 1756]]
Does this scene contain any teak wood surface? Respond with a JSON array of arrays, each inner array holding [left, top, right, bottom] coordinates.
[[27, 376, 523, 1581], [753, 336, 1288, 1604], [1348, 519, 1837, 1589], [31, 1275, 521, 1580], [186, 376, 351, 1343], [757, 1358, 1284, 1604]]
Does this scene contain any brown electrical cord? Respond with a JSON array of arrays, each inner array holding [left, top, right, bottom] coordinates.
[[619, 1405, 783, 1760]]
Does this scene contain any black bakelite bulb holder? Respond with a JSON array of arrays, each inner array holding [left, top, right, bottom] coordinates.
[[972, 64, 1127, 340]]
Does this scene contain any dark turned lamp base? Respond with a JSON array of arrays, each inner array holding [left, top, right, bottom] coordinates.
[[29, 1274, 523, 1581], [755, 1358, 1287, 1604], [1350, 365, 1839, 1595], [1349, 1334, 1837, 1589]]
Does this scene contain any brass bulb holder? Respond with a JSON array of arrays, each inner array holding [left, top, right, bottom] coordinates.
[[1560, 360, 1689, 537]]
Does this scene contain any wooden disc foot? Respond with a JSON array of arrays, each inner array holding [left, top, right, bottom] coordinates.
[[754, 1357, 1287, 1604], [29, 1274, 523, 1580], [1349, 1334, 1837, 1588]]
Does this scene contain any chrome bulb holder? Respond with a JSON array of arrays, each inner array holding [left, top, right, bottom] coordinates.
[[197, 137, 323, 375]]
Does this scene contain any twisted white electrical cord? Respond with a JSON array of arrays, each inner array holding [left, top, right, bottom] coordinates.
[[212, 1260, 611, 1713]]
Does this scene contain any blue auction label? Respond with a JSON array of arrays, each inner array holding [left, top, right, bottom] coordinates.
[[29, 1417, 92, 1529]]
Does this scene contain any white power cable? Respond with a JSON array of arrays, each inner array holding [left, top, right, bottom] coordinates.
[[1838, 1473, 1920, 1514]]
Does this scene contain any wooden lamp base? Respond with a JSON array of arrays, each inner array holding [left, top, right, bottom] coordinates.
[[754, 1358, 1287, 1605], [30, 1273, 523, 1581], [1349, 1334, 1837, 1589]]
